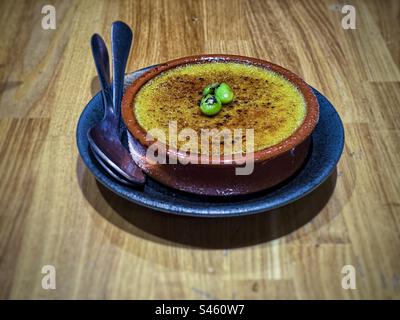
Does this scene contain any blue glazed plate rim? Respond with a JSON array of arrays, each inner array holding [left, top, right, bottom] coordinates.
[[76, 65, 345, 217]]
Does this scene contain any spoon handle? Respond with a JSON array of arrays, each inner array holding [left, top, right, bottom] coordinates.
[[111, 21, 133, 128], [90, 34, 113, 113]]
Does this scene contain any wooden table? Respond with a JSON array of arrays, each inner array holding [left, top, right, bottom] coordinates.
[[0, 0, 399, 299]]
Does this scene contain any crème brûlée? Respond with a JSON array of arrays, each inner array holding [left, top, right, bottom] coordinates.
[[133, 62, 307, 155]]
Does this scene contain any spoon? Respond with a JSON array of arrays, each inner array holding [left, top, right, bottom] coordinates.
[[87, 23, 145, 185]]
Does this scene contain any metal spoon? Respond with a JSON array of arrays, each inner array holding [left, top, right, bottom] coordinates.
[[89, 144, 136, 185], [87, 23, 145, 185]]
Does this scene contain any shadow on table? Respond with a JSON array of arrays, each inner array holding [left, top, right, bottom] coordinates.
[[78, 156, 339, 249]]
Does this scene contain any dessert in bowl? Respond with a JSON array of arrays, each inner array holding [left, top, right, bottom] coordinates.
[[122, 55, 319, 196]]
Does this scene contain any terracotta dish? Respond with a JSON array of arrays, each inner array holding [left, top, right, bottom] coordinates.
[[122, 54, 319, 196]]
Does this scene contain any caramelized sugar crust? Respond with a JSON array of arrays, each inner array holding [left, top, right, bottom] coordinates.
[[134, 62, 306, 155]]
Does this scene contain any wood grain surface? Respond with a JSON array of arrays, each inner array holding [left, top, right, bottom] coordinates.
[[0, 0, 399, 299]]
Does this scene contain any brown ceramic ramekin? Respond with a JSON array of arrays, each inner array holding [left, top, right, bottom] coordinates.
[[122, 54, 319, 196]]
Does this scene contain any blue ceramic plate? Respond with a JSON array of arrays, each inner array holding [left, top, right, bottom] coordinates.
[[76, 65, 344, 217]]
